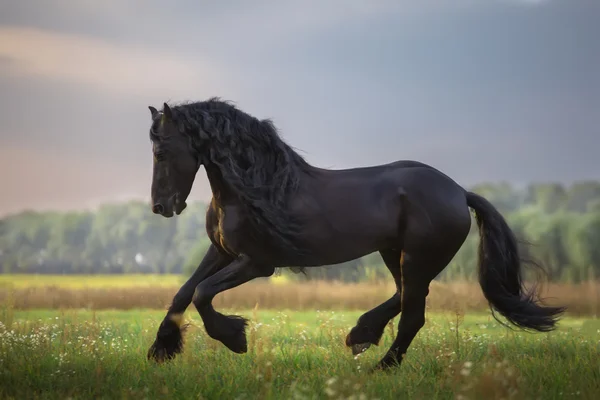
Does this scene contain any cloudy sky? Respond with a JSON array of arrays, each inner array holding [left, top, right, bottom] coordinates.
[[0, 0, 598, 216]]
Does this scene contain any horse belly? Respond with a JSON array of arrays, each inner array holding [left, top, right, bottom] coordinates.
[[301, 206, 401, 265]]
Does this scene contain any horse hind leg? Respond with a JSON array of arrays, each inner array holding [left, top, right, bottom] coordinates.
[[374, 243, 465, 370], [345, 249, 403, 355]]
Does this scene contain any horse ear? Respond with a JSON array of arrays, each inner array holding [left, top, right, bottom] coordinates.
[[148, 106, 158, 118], [163, 103, 173, 120]]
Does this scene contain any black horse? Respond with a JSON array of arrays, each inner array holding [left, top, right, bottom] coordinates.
[[146, 98, 564, 370]]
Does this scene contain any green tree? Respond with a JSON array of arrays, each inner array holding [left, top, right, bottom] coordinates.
[[522, 211, 570, 280], [182, 237, 212, 277], [565, 182, 600, 213], [1, 180, 600, 283], [564, 213, 600, 282], [470, 182, 524, 214], [525, 183, 567, 213]]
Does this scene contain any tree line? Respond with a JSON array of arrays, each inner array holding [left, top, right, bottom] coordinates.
[[1, 181, 599, 283]]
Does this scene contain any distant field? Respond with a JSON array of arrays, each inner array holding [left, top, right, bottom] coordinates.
[[1, 307, 599, 399], [0, 274, 185, 289], [1, 274, 599, 317]]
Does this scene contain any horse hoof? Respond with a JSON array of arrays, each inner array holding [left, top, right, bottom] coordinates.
[[147, 323, 184, 363], [372, 353, 403, 372], [223, 334, 248, 354], [207, 314, 249, 354], [345, 325, 380, 355], [147, 342, 169, 363], [351, 342, 372, 356]]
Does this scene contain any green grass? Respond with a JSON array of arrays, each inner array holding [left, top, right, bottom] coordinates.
[[1, 307, 599, 399], [0, 274, 183, 289]]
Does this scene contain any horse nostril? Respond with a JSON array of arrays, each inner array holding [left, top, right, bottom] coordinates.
[[152, 203, 164, 214]]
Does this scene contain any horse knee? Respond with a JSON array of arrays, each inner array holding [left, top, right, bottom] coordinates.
[[192, 284, 210, 309]]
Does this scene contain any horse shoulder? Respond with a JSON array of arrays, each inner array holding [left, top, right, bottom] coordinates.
[[203, 201, 248, 257]]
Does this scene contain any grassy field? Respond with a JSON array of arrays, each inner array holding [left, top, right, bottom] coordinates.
[[1, 306, 599, 399], [1, 275, 599, 398]]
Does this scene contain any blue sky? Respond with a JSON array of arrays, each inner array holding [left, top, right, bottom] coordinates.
[[0, 0, 598, 215]]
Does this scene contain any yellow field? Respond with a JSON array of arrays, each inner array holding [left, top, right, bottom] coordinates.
[[0, 273, 184, 289], [1, 274, 598, 317]]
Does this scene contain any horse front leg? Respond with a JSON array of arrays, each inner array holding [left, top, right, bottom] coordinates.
[[148, 244, 232, 362], [192, 254, 275, 353]]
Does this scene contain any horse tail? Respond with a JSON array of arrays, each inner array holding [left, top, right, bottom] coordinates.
[[466, 191, 565, 332]]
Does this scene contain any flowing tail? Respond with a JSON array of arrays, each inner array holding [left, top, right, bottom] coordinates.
[[466, 191, 566, 332]]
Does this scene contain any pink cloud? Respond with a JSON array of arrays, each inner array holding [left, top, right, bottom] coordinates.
[[0, 27, 226, 100]]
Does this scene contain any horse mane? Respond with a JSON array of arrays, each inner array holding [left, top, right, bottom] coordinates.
[[166, 98, 313, 255]]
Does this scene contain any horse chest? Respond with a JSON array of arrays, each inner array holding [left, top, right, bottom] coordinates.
[[212, 206, 248, 256]]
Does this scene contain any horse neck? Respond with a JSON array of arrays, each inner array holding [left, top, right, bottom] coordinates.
[[203, 161, 237, 204]]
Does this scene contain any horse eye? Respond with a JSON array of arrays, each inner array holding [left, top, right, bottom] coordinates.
[[154, 152, 166, 162]]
